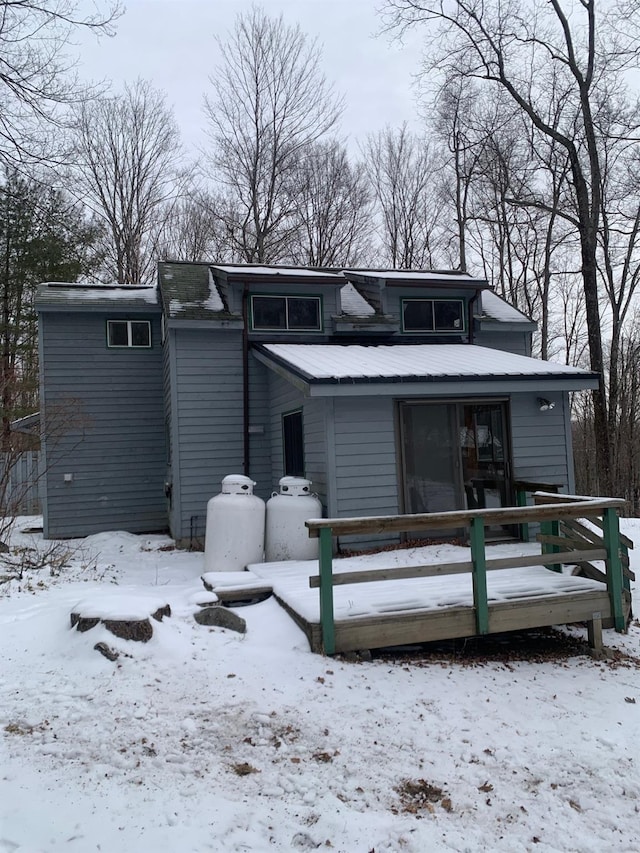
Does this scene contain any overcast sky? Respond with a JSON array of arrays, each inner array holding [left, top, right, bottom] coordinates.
[[73, 0, 426, 159]]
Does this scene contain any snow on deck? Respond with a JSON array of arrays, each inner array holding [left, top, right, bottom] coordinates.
[[249, 543, 607, 624]]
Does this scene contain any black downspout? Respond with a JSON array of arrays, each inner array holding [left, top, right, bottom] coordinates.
[[242, 284, 250, 476], [468, 289, 481, 344]]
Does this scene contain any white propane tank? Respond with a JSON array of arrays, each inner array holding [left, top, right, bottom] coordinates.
[[203, 475, 265, 572], [265, 476, 322, 562]]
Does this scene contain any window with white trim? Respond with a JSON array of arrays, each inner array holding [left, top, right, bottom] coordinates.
[[402, 299, 465, 333], [107, 320, 151, 348], [251, 295, 322, 331]]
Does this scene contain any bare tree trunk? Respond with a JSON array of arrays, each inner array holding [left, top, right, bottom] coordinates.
[[204, 7, 343, 264]]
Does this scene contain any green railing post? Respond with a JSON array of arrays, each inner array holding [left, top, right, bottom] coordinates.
[[602, 508, 626, 632], [516, 489, 529, 541], [621, 543, 631, 593], [470, 516, 489, 635], [540, 518, 562, 572], [318, 527, 336, 655]]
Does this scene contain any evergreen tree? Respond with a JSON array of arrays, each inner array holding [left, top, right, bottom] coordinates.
[[0, 170, 103, 447]]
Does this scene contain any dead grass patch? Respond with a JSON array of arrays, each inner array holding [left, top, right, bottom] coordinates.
[[394, 778, 453, 814], [231, 762, 259, 776]]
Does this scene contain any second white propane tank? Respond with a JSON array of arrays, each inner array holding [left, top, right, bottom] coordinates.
[[265, 476, 322, 562], [203, 474, 265, 572]]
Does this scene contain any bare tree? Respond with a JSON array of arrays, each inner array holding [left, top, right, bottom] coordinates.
[[288, 141, 372, 267], [158, 188, 241, 264], [433, 77, 489, 272], [458, 97, 575, 359], [363, 124, 446, 268], [610, 330, 640, 514], [596, 126, 640, 432], [204, 6, 343, 263], [383, 0, 640, 494], [73, 80, 183, 283], [0, 1, 120, 166]]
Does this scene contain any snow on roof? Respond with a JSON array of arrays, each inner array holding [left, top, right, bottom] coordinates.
[[212, 265, 343, 279], [339, 282, 376, 317], [206, 269, 225, 311], [41, 283, 158, 304], [261, 343, 595, 381], [344, 269, 487, 285], [482, 290, 532, 324]]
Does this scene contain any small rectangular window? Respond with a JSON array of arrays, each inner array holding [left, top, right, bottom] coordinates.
[[283, 410, 304, 476], [402, 299, 464, 333], [252, 295, 321, 331], [107, 320, 151, 348]]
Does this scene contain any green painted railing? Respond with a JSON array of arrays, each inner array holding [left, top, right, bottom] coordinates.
[[306, 495, 630, 656]]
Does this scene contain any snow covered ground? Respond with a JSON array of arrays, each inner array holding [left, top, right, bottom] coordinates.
[[1, 519, 639, 853]]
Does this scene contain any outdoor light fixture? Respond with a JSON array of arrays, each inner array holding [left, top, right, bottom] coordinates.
[[538, 397, 556, 411]]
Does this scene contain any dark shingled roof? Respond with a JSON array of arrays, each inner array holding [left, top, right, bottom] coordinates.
[[158, 261, 235, 320]]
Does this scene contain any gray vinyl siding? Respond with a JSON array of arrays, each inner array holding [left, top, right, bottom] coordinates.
[[172, 328, 245, 542], [248, 355, 271, 499], [332, 396, 400, 550], [267, 372, 305, 487], [474, 330, 531, 356], [303, 397, 328, 512], [510, 392, 572, 488], [40, 311, 166, 538]]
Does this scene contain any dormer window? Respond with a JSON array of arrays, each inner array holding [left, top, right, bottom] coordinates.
[[402, 299, 465, 333], [251, 295, 322, 332]]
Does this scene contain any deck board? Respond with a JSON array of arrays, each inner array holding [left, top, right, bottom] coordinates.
[[251, 545, 612, 654]]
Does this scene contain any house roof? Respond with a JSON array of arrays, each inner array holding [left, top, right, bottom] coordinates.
[[158, 261, 229, 320], [211, 264, 342, 283], [481, 291, 534, 325], [343, 269, 490, 289], [339, 282, 376, 317], [36, 264, 534, 331], [10, 412, 40, 434], [36, 282, 159, 312], [255, 343, 599, 397]]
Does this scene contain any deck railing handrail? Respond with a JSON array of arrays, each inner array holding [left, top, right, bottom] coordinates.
[[304, 495, 626, 538], [305, 494, 628, 655]]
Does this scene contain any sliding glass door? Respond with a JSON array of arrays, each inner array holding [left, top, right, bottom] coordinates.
[[399, 400, 512, 538]]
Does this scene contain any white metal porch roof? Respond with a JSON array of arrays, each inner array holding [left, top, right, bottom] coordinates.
[[255, 344, 599, 397]]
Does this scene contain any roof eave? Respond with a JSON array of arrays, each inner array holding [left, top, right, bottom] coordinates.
[[253, 344, 600, 397]]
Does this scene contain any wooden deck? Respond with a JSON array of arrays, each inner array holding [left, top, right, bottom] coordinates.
[[253, 557, 620, 655], [277, 494, 634, 656]]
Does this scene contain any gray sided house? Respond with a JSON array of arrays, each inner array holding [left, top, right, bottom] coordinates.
[[37, 264, 599, 549]]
